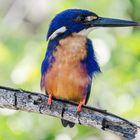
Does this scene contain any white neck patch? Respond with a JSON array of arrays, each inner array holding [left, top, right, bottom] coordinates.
[[48, 26, 67, 41], [77, 27, 95, 36]]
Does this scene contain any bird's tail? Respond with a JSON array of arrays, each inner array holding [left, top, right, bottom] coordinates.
[[61, 119, 75, 128]]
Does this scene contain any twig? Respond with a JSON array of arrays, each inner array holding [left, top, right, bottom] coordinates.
[[0, 86, 139, 139]]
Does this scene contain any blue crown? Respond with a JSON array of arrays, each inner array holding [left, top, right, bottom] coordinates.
[[47, 9, 97, 40]]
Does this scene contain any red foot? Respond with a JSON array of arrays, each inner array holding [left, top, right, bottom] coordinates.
[[77, 98, 86, 112], [48, 94, 52, 105]]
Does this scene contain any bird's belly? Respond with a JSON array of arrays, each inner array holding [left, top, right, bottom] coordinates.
[[44, 62, 91, 102]]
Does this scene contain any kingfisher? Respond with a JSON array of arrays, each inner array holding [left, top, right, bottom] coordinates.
[[41, 9, 139, 127]]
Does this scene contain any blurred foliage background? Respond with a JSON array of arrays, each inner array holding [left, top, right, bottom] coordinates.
[[0, 0, 140, 140]]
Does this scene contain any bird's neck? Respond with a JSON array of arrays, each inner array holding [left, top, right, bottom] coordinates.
[[48, 33, 88, 47], [53, 34, 88, 63]]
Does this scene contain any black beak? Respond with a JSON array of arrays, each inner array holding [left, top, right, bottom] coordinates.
[[90, 17, 140, 27]]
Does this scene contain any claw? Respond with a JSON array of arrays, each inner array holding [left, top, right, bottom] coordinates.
[[48, 94, 52, 106], [77, 98, 86, 113]]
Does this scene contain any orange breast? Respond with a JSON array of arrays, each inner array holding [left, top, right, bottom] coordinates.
[[44, 34, 91, 102]]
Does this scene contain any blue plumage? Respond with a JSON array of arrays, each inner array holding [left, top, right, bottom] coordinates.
[[82, 39, 100, 76], [41, 40, 57, 76], [47, 9, 97, 40]]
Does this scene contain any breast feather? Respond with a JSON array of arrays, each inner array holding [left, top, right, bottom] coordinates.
[[44, 35, 91, 102]]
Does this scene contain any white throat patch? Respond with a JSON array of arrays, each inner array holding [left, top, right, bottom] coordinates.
[[48, 26, 67, 41], [77, 27, 95, 36]]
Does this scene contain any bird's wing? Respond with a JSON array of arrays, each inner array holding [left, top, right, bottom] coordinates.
[[82, 39, 101, 76], [82, 39, 101, 104], [41, 41, 57, 90]]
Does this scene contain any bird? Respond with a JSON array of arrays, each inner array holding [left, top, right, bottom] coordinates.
[[40, 9, 139, 128]]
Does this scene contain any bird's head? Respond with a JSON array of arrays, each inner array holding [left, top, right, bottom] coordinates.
[[47, 9, 140, 41]]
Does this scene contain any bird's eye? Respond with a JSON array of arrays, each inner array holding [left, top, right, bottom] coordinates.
[[75, 16, 85, 22]]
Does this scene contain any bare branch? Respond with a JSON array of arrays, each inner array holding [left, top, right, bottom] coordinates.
[[0, 86, 139, 139]]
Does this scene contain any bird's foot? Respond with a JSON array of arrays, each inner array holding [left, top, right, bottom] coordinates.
[[77, 98, 86, 113], [48, 94, 52, 107]]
